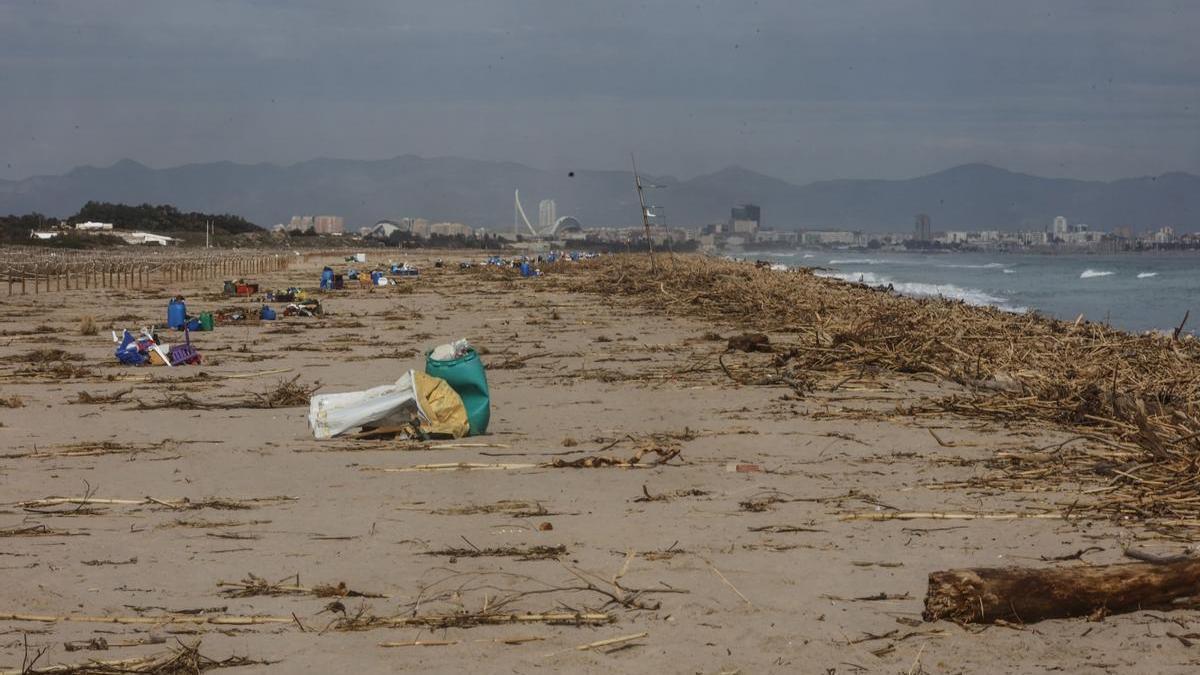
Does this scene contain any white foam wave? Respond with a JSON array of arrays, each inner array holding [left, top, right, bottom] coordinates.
[[802, 254, 814, 259], [1137, 272, 1158, 279], [939, 262, 1006, 269], [828, 258, 885, 265], [1003, 268, 1015, 274], [814, 270, 1026, 313], [1080, 269, 1115, 279]]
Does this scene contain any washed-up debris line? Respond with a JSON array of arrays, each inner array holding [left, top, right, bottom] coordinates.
[[541, 254, 1200, 524]]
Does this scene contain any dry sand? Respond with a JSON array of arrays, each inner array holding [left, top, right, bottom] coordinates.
[[0, 251, 1197, 674]]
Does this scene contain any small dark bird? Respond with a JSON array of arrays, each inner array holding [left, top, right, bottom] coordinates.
[[320, 600, 347, 616]]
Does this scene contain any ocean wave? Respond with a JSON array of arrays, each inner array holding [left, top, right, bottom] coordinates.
[[828, 258, 886, 265], [1080, 269, 1115, 279], [1137, 272, 1158, 279], [814, 270, 1026, 313], [939, 262, 1006, 269], [1003, 268, 1015, 274], [802, 254, 814, 259]]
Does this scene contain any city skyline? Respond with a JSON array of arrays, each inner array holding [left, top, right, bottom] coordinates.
[[3, 156, 1197, 234]]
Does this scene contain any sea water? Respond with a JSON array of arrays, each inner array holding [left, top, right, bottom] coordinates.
[[754, 250, 1199, 334]]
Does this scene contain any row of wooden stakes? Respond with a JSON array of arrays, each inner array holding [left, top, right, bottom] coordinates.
[[3, 254, 291, 295]]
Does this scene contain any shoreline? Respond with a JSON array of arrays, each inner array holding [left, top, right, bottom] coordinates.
[[743, 249, 1195, 333]]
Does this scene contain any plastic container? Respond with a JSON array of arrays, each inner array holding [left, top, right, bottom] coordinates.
[[198, 312, 214, 331], [260, 305, 276, 321], [425, 348, 490, 436], [223, 280, 236, 295], [167, 299, 187, 329], [321, 267, 334, 290]]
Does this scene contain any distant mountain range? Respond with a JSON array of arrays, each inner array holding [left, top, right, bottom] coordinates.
[[1, 156, 1197, 233]]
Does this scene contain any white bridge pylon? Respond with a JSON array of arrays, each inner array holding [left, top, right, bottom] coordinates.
[[514, 189, 542, 238]]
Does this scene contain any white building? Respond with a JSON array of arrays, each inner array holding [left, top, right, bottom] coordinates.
[[1151, 226, 1176, 245], [119, 232, 179, 246], [430, 221, 474, 237], [367, 221, 401, 239], [75, 221, 114, 231], [30, 231, 61, 240], [800, 230, 864, 246], [1051, 216, 1068, 239], [538, 199, 557, 232]]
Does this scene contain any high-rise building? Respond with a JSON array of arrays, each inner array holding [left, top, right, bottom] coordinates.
[[914, 213, 931, 241], [289, 215, 315, 232], [731, 204, 761, 225], [314, 216, 344, 235], [1051, 216, 1068, 239], [730, 204, 761, 233], [538, 199, 557, 232]]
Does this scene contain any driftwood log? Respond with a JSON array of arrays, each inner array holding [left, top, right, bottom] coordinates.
[[923, 559, 1200, 624]]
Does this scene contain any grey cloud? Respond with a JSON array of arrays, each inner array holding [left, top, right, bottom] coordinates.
[[1, 0, 1197, 182]]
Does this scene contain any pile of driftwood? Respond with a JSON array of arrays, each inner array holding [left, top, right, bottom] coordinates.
[[552, 255, 1200, 523]]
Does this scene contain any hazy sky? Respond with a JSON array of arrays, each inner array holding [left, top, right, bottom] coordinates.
[[2, 0, 1198, 183]]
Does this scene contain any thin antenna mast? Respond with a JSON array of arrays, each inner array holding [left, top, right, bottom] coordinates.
[[632, 154, 656, 272]]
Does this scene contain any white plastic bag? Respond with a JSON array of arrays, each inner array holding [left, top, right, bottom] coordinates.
[[308, 370, 419, 439], [430, 339, 470, 361]]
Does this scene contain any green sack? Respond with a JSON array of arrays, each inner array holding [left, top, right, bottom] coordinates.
[[198, 312, 215, 331], [424, 348, 490, 435]]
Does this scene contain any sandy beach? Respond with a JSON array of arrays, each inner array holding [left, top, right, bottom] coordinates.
[[2, 251, 1198, 674]]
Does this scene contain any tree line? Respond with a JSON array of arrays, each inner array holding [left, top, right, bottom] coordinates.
[[1, 202, 260, 247]]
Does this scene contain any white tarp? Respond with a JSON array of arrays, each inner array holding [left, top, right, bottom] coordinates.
[[308, 370, 419, 440]]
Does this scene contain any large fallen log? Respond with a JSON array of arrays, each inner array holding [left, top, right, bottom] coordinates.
[[923, 559, 1200, 623]]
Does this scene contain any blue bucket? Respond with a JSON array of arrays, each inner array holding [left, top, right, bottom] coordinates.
[[167, 299, 187, 329], [260, 305, 276, 321]]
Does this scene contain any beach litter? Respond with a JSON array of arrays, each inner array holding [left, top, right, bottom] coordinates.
[[222, 279, 260, 296], [308, 370, 469, 440], [113, 329, 200, 366], [426, 339, 491, 435], [390, 262, 419, 277], [282, 299, 322, 317]]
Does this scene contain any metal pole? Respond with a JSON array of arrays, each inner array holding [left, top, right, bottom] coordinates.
[[632, 154, 656, 273]]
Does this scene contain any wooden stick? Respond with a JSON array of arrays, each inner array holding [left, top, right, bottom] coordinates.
[[380, 640, 459, 647], [575, 631, 648, 651], [353, 612, 611, 627], [362, 463, 539, 473], [703, 559, 754, 607], [841, 511, 1066, 522], [475, 635, 546, 645], [221, 368, 295, 380], [0, 612, 293, 625]]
